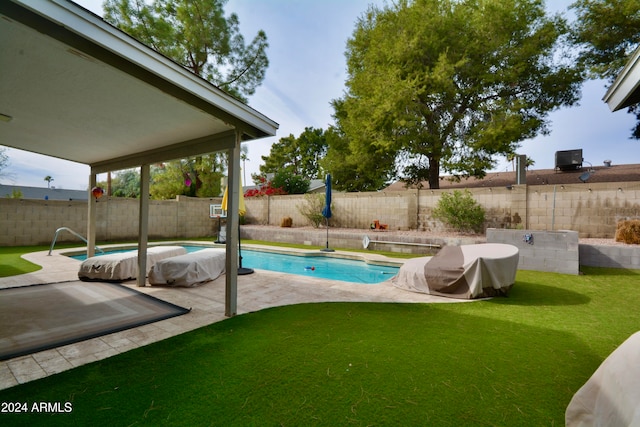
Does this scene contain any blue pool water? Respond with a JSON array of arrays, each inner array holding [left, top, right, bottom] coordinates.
[[69, 246, 399, 284]]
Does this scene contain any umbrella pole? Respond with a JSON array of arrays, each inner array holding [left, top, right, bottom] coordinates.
[[237, 222, 254, 275], [321, 217, 334, 252]]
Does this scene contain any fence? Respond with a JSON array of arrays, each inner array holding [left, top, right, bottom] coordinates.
[[2, 181, 640, 246]]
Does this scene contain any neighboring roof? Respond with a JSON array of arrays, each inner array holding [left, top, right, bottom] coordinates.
[[0, 0, 278, 173], [308, 179, 326, 193], [385, 163, 640, 191], [0, 184, 87, 200], [604, 45, 640, 111]]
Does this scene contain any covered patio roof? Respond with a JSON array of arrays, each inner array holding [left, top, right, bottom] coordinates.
[[0, 0, 278, 316], [604, 46, 640, 112]]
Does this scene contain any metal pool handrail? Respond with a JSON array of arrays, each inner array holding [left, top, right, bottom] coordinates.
[[48, 227, 104, 256]]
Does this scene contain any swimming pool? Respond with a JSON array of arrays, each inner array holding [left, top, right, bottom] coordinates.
[[68, 246, 399, 284]]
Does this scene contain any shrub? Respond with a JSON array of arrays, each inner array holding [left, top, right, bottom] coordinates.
[[244, 176, 287, 197], [615, 219, 640, 244], [271, 170, 310, 194], [432, 189, 485, 233], [297, 194, 326, 228]]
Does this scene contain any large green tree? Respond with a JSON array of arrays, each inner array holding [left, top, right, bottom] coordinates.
[[109, 169, 141, 198], [103, 0, 268, 102], [334, 0, 583, 189], [259, 127, 328, 180], [571, 0, 640, 138], [150, 155, 226, 199], [321, 119, 396, 192]]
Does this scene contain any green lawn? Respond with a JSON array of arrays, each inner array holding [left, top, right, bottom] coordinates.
[[0, 246, 43, 277], [1, 266, 639, 426]]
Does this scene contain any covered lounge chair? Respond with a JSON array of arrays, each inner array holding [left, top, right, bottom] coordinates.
[[78, 246, 186, 281], [391, 243, 519, 299], [149, 248, 226, 287]]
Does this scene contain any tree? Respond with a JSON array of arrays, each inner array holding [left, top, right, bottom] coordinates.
[[150, 155, 226, 199], [334, 0, 583, 189], [320, 122, 396, 191], [44, 176, 54, 188], [108, 169, 141, 198], [260, 127, 328, 180], [103, 0, 269, 102], [0, 148, 9, 179], [571, 0, 640, 138], [271, 169, 310, 194]]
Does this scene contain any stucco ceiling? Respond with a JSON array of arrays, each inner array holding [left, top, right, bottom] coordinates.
[[0, 0, 277, 172]]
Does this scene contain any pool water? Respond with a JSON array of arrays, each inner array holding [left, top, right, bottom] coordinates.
[[69, 246, 399, 284]]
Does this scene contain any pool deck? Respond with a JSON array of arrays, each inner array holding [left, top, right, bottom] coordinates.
[[0, 244, 463, 391]]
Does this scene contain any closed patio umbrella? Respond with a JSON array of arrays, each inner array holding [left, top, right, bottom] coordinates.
[[222, 174, 253, 275], [321, 173, 334, 252]]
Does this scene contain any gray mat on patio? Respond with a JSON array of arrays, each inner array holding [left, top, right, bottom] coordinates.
[[0, 281, 190, 361]]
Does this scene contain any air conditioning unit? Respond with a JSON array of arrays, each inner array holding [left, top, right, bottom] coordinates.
[[555, 149, 583, 171]]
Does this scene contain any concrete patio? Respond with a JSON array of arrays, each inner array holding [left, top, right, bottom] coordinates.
[[0, 245, 463, 391]]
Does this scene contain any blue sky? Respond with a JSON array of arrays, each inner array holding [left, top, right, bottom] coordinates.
[[2, 0, 637, 190]]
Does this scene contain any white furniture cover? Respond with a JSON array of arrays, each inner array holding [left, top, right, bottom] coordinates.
[[391, 243, 519, 299], [78, 246, 187, 281], [148, 248, 226, 287], [566, 331, 640, 426]]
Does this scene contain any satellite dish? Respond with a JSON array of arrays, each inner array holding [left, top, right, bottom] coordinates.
[[579, 171, 592, 182], [362, 235, 370, 249]]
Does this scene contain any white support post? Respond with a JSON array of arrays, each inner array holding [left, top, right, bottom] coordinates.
[[87, 172, 97, 258], [137, 164, 150, 287], [225, 132, 241, 317]]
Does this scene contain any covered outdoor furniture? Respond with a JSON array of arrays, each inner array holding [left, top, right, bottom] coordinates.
[[565, 330, 640, 426], [149, 248, 226, 287], [391, 243, 519, 299], [78, 246, 187, 281]]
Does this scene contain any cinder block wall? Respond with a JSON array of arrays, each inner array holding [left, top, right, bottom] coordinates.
[[2, 181, 640, 246], [487, 228, 580, 274], [0, 196, 222, 246], [579, 244, 640, 269]]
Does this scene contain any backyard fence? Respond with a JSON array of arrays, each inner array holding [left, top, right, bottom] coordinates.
[[2, 181, 640, 246]]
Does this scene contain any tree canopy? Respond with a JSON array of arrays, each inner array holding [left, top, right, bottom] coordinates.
[[0, 147, 9, 179], [571, 0, 640, 138], [331, 0, 583, 189], [104, 0, 269, 102], [259, 127, 328, 180]]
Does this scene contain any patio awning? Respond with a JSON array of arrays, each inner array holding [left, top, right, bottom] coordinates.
[[603, 46, 640, 112], [0, 0, 278, 316]]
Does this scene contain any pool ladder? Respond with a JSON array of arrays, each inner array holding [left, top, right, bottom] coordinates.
[[48, 227, 104, 256]]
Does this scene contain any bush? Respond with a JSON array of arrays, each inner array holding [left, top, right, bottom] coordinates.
[[432, 190, 485, 233], [271, 170, 310, 194], [615, 219, 640, 244], [297, 194, 326, 228]]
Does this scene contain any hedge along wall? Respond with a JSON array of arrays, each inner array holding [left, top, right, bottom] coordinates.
[[2, 181, 640, 246]]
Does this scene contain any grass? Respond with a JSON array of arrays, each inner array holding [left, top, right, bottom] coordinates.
[[0, 243, 93, 278], [1, 265, 640, 426], [0, 246, 43, 277]]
